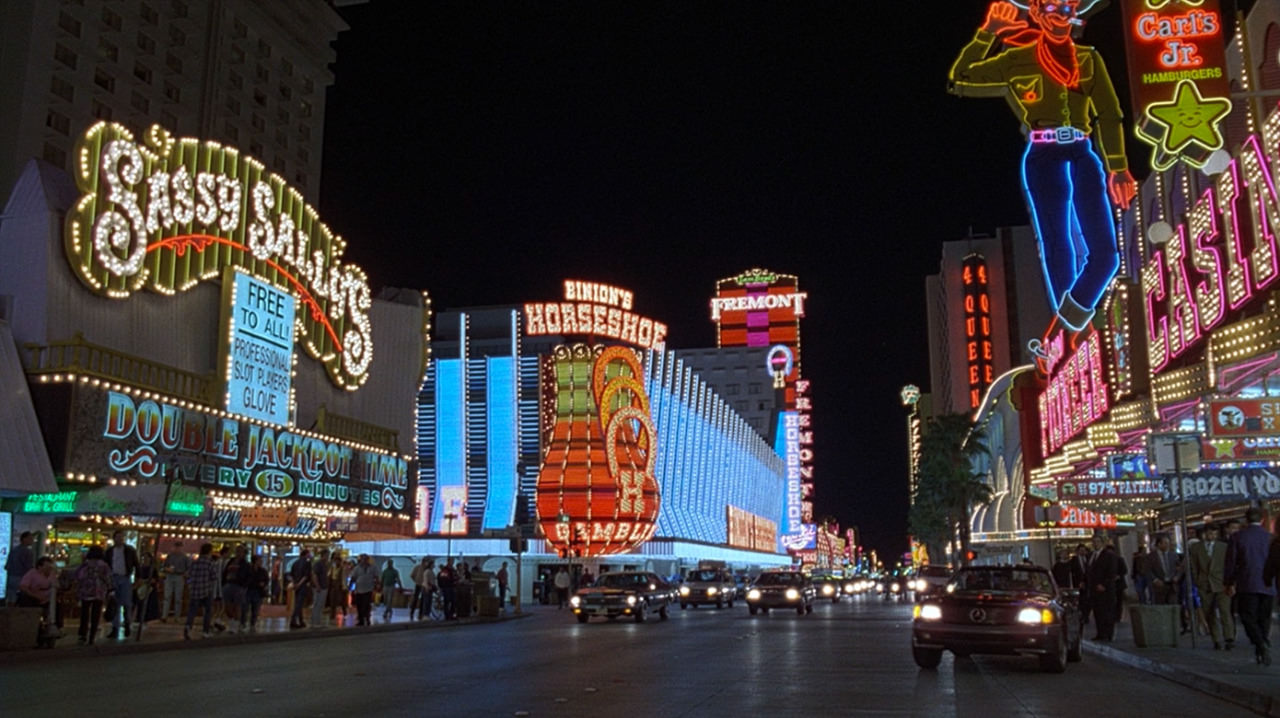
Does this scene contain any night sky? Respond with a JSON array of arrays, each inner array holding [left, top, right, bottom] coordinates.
[[315, 1, 1208, 558]]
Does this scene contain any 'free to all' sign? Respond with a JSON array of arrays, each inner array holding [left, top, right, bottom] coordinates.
[[223, 269, 295, 426]]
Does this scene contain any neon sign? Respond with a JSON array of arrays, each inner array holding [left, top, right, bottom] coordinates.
[[1141, 123, 1280, 371], [713, 269, 805, 363], [65, 123, 374, 389], [1121, 0, 1231, 170], [1056, 504, 1119, 529], [727, 505, 778, 552], [523, 280, 667, 350], [796, 379, 814, 523], [709, 291, 808, 320], [962, 254, 994, 409], [776, 410, 802, 539], [766, 345, 794, 389], [1039, 330, 1109, 455], [220, 269, 296, 426]]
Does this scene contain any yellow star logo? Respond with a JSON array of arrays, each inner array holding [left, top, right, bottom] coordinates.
[[1208, 438, 1239, 458], [1147, 80, 1232, 155]]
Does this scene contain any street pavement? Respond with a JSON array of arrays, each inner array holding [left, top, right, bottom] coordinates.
[[0, 594, 1256, 717]]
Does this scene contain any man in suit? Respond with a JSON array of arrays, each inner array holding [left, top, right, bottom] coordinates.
[[1226, 507, 1276, 665], [1146, 535, 1181, 605], [1072, 542, 1092, 631], [1087, 533, 1121, 641], [1191, 523, 1236, 650]]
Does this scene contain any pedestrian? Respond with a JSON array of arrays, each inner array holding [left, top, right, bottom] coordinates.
[[350, 554, 377, 625], [380, 559, 402, 621], [312, 548, 331, 629], [209, 548, 227, 632], [270, 555, 283, 604], [1072, 543, 1092, 631], [1114, 550, 1128, 622], [103, 530, 138, 639], [1131, 544, 1150, 605], [554, 566, 571, 609], [409, 557, 430, 620], [75, 545, 111, 645], [184, 543, 217, 640], [242, 554, 268, 632], [462, 561, 472, 581], [327, 555, 347, 623], [1225, 507, 1276, 665], [5, 531, 36, 606], [422, 559, 438, 619], [161, 540, 190, 622], [580, 567, 594, 587], [1051, 548, 1073, 588], [221, 545, 247, 633], [1087, 533, 1121, 641], [289, 549, 313, 629], [19, 556, 62, 647], [1146, 535, 1181, 605], [438, 559, 458, 619], [133, 551, 160, 628], [497, 561, 510, 611], [1191, 523, 1235, 650]]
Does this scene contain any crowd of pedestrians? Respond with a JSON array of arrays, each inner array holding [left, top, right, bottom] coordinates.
[[1050, 510, 1280, 666]]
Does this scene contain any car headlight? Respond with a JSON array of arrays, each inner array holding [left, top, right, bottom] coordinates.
[[626, 595, 638, 606], [747, 589, 761, 601], [1017, 608, 1054, 624], [707, 587, 718, 595], [822, 584, 834, 595], [570, 596, 581, 608], [785, 588, 799, 600], [914, 604, 942, 621], [891, 582, 901, 593], [876, 583, 885, 592], [679, 586, 690, 596], [844, 583, 855, 593]]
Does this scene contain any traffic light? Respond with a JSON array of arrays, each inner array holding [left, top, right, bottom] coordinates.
[[515, 494, 532, 526], [964, 550, 977, 562], [509, 537, 528, 553]]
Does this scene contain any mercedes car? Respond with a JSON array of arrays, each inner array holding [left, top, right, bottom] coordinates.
[[911, 565, 1082, 673]]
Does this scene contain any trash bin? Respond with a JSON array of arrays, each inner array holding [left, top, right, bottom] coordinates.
[[477, 595, 500, 617], [455, 582, 473, 618], [1130, 604, 1178, 647], [0, 607, 43, 651]]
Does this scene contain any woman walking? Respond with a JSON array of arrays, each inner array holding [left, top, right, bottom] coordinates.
[[380, 559, 402, 622], [76, 546, 111, 645]]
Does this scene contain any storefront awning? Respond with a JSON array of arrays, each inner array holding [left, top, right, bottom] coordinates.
[[0, 320, 57, 496]]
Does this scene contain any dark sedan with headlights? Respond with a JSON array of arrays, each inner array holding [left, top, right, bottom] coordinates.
[[911, 565, 1081, 673], [570, 571, 673, 623], [745, 570, 816, 615]]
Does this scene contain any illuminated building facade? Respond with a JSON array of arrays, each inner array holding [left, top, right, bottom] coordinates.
[[924, 228, 1052, 416], [0, 0, 356, 205]]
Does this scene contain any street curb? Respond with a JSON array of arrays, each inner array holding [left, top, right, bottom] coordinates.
[[0, 611, 531, 664], [1083, 640, 1279, 717]]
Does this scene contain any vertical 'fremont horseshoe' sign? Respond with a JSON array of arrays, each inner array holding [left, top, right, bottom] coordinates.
[[64, 122, 375, 390]]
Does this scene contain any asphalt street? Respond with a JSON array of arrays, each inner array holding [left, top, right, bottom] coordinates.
[[0, 596, 1245, 717]]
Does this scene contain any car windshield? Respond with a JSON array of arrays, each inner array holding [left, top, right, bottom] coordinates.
[[920, 566, 951, 578], [949, 568, 1053, 595], [598, 573, 650, 589], [755, 572, 802, 586], [686, 570, 721, 582]]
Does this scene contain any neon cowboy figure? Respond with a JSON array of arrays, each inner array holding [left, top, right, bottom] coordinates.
[[949, 0, 1136, 347]]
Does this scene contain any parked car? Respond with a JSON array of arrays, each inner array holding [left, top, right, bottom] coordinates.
[[570, 571, 673, 623], [911, 565, 1082, 673], [745, 570, 815, 615], [680, 567, 738, 609]]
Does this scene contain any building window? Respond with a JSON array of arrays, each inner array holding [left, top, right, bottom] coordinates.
[[139, 3, 158, 25], [168, 26, 186, 46], [257, 39, 271, 58], [133, 61, 152, 84], [94, 68, 116, 92], [98, 37, 118, 62], [57, 11, 82, 37], [276, 107, 289, 123], [249, 140, 264, 156], [42, 142, 68, 168], [230, 45, 245, 64], [302, 77, 314, 94], [278, 84, 291, 100], [171, 0, 188, 19], [275, 128, 288, 147], [297, 147, 309, 163], [250, 113, 265, 131], [229, 71, 243, 90], [281, 58, 293, 77], [255, 64, 269, 83], [137, 32, 156, 55], [92, 99, 112, 120], [54, 44, 78, 70], [273, 156, 286, 172], [51, 76, 75, 102], [294, 170, 307, 186], [299, 100, 312, 118], [225, 96, 241, 114], [131, 91, 149, 113], [748, 383, 761, 395], [46, 110, 71, 136], [165, 52, 183, 74], [102, 7, 123, 31], [253, 88, 266, 106], [163, 82, 180, 103], [233, 18, 248, 38], [298, 125, 310, 141], [725, 383, 740, 395]]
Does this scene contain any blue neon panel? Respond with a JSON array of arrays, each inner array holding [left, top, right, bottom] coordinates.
[[432, 359, 466, 533], [483, 356, 518, 530]]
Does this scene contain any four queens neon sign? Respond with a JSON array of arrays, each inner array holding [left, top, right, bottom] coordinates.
[[1141, 110, 1280, 372], [65, 123, 374, 390]]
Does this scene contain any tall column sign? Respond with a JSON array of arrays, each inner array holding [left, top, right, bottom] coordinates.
[[219, 269, 295, 426], [1121, 0, 1232, 171]]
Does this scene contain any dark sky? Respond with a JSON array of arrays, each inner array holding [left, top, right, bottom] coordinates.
[[316, 1, 1181, 558]]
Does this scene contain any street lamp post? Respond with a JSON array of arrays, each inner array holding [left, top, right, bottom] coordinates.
[[557, 512, 573, 588]]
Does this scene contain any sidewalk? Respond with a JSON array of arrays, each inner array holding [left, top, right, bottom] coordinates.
[[0, 601, 533, 663], [1084, 616, 1280, 717]]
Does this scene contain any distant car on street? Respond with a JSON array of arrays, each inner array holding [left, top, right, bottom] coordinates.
[[570, 571, 673, 623], [745, 570, 815, 616], [912, 565, 953, 600], [911, 565, 1082, 673], [680, 567, 738, 609]]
